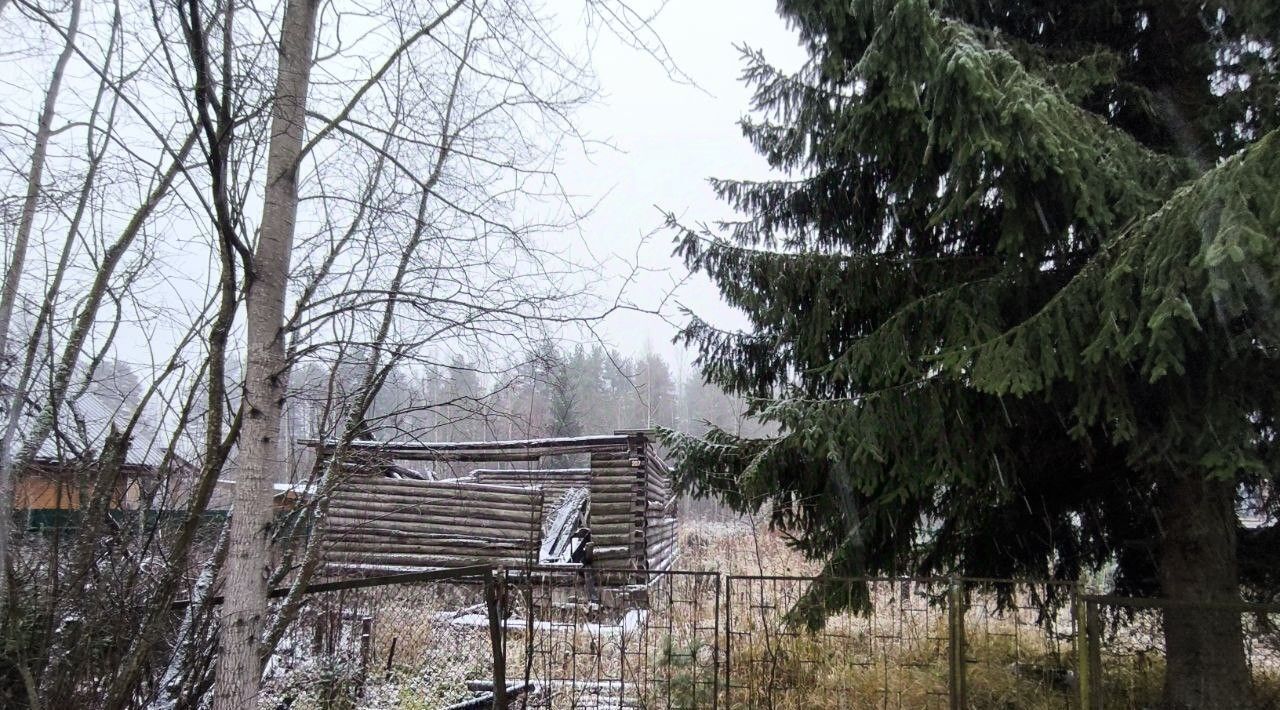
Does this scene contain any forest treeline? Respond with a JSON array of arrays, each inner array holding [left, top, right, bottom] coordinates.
[[285, 343, 770, 472]]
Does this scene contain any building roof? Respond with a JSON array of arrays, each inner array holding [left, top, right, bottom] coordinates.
[[4, 381, 170, 470]]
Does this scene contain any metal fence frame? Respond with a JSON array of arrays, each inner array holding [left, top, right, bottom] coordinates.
[[182, 568, 1280, 708], [1077, 593, 1280, 710], [180, 565, 507, 708], [497, 565, 722, 709], [723, 574, 1079, 710]]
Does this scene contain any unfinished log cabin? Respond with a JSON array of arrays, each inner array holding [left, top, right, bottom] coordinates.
[[304, 431, 678, 577]]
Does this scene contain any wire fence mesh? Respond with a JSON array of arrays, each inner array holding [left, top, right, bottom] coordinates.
[[1081, 596, 1280, 709], [497, 568, 720, 709], [257, 568, 500, 709], [191, 567, 1280, 709], [248, 567, 721, 709], [724, 575, 1078, 710], [961, 579, 1077, 710]]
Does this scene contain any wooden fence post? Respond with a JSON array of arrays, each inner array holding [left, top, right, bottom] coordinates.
[[1085, 598, 1103, 710], [1075, 587, 1092, 709], [949, 577, 967, 710], [485, 571, 508, 710], [357, 616, 372, 697]]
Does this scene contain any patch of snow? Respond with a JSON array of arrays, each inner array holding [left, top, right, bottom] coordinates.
[[439, 608, 648, 636]]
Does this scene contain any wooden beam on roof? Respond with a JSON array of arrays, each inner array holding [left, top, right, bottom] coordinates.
[[297, 434, 639, 462]]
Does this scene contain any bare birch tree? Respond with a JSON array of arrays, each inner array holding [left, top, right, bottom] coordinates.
[[0, 0, 80, 607], [0, 0, 678, 706], [211, 0, 321, 704]]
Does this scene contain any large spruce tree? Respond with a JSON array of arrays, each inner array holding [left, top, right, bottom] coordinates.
[[666, 2, 1280, 707]]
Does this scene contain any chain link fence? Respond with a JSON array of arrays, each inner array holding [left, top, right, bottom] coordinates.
[[257, 567, 500, 709], [247, 567, 722, 709], [178, 568, 1280, 709], [496, 568, 720, 709]]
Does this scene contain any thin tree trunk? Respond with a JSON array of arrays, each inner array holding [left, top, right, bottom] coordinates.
[[1156, 473, 1251, 709], [0, 0, 80, 605], [211, 0, 320, 706], [152, 520, 230, 710]]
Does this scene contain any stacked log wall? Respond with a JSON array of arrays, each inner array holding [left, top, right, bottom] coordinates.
[[587, 441, 644, 568], [323, 477, 544, 573], [642, 445, 678, 571], [313, 433, 677, 576], [471, 468, 591, 522]]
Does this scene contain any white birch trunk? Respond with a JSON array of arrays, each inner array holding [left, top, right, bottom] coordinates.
[[211, 0, 320, 706], [0, 0, 80, 605]]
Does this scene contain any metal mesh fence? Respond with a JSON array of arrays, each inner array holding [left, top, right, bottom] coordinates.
[[258, 568, 499, 709], [252, 567, 721, 709], [498, 568, 720, 709], [962, 579, 1077, 710], [201, 567, 1280, 709], [1082, 596, 1280, 709], [724, 575, 1078, 710]]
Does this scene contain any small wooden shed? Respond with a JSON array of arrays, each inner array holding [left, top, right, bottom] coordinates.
[[309, 431, 678, 577]]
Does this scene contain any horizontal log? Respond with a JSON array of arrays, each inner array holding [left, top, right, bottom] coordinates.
[[646, 536, 676, 553], [477, 473, 589, 483], [647, 546, 675, 560], [306, 435, 631, 458], [326, 512, 540, 534], [326, 509, 539, 529], [590, 489, 638, 499], [588, 513, 638, 525], [332, 486, 543, 508], [591, 536, 634, 547], [339, 446, 627, 463], [346, 478, 542, 501], [326, 530, 536, 547], [589, 450, 635, 459], [591, 519, 637, 530], [590, 481, 640, 490], [589, 503, 640, 514], [588, 515, 640, 526], [326, 541, 534, 558], [589, 475, 640, 484], [589, 467, 641, 476], [329, 499, 542, 523], [591, 533, 635, 543], [323, 551, 530, 568], [331, 492, 542, 513], [323, 528, 534, 548], [646, 481, 670, 492], [325, 515, 538, 540], [471, 467, 591, 476], [588, 500, 638, 511], [326, 543, 533, 559], [590, 492, 638, 505], [329, 494, 541, 515]]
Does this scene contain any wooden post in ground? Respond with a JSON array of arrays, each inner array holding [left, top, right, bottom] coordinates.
[[948, 578, 967, 710], [1085, 598, 1103, 710], [1075, 587, 1092, 709], [357, 616, 372, 697], [485, 573, 508, 709]]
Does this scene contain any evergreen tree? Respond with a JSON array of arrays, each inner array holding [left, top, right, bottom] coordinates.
[[666, 2, 1280, 707], [546, 347, 583, 439]]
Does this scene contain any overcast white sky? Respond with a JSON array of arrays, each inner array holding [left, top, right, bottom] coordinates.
[[1, 0, 805, 388], [555, 1, 806, 369]]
